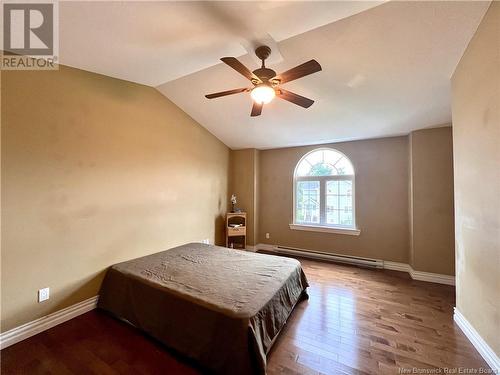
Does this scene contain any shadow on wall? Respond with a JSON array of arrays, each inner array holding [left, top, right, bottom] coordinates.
[[214, 214, 225, 246], [52, 270, 106, 310]]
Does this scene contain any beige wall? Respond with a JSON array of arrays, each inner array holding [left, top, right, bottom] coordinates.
[[409, 127, 455, 275], [229, 149, 259, 245], [258, 136, 410, 263], [451, 2, 500, 356], [1, 66, 229, 332]]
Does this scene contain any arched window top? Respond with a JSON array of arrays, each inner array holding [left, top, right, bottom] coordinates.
[[292, 148, 357, 232], [295, 148, 354, 177]]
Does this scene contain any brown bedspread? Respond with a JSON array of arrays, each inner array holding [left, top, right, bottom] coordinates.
[[97, 243, 309, 374]]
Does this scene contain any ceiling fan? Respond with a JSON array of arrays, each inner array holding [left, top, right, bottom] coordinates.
[[205, 46, 322, 117]]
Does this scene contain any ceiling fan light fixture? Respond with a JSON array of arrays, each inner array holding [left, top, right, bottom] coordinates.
[[205, 46, 321, 116], [251, 84, 275, 104]]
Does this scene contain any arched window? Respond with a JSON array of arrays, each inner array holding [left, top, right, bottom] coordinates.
[[293, 148, 356, 230]]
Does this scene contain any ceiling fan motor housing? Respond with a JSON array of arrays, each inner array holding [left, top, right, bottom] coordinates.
[[255, 45, 272, 61], [253, 68, 277, 83], [253, 46, 277, 83]]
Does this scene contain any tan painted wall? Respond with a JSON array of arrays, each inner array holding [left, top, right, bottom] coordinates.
[[451, 2, 500, 356], [258, 136, 410, 262], [254, 149, 260, 246], [1, 66, 229, 332], [409, 127, 455, 275], [229, 149, 259, 245]]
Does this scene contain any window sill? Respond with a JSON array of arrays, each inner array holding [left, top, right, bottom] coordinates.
[[289, 224, 361, 236]]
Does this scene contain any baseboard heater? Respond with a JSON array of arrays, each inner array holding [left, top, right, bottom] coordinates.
[[272, 245, 384, 269]]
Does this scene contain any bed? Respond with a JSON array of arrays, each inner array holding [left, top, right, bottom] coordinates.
[[97, 243, 309, 375]]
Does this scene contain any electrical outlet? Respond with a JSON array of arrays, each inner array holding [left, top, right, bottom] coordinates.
[[266, 233, 270, 239], [38, 287, 50, 303], [201, 239, 210, 244]]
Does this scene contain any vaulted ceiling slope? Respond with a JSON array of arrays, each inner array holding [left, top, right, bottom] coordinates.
[[60, 1, 383, 86], [59, 1, 490, 149]]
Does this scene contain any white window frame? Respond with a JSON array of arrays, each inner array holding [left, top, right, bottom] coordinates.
[[291, 148, 360, 236]]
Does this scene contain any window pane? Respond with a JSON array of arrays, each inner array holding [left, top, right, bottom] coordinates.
[[296, 160, 311, 176], [296, 149, 354, 177], [334, 157, 354, 175], [296, 181, 320, 224], [305, 150, 323, 166], [309, 162, 334, 176], [323, 150, 343, 166], [325, 180, 353, 227]]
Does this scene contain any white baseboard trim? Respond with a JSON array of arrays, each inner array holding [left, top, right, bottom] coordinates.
[[454, 308, 499, 372], [383, 261, 455, 285], [0, 296, 99, 350], [409, 269, 455, 285], [380, 261, 411, 273], [256, 244, 455, 286]]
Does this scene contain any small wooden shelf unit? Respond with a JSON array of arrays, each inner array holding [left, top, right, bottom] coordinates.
[[226, 212, 246, 250]]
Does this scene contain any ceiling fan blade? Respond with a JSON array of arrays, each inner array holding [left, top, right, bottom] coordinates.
[[275, 60, 322, 84], [277, 89, 314, 108], [221, 57, 260, 82], [251, 102, 263, 117], [205, 88, 249, 99]]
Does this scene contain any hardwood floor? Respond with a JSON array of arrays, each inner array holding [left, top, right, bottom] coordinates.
[[1, 258, 489, 374]]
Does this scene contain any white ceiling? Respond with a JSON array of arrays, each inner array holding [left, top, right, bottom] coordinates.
[[59, 1, 490, 150], [60, 1, 383, 86]]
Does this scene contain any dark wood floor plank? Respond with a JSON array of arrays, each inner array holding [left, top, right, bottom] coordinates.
[[1, 257, 489, 374]]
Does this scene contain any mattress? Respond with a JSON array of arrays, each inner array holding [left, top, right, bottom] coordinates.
[[97, 243, 309, 374]]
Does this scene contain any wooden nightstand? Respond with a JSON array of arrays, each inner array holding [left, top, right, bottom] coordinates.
[[226, 212, 246, 250]]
